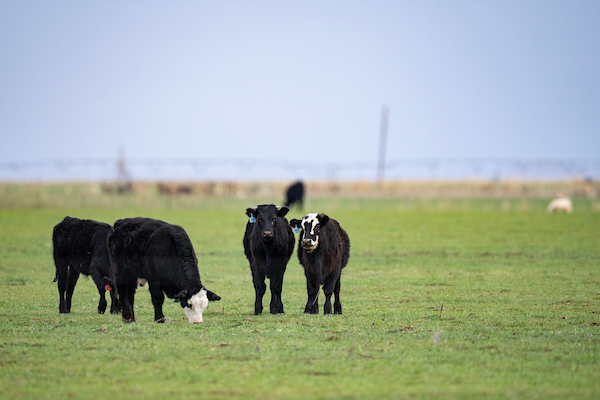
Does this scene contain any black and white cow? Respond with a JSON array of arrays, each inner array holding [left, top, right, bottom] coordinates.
[[52, 216, 121, 314], [284, 181, 304, 209], [107, 217, 220, 323], [290, 213, 350, 314], [243, 204, 295, 315]]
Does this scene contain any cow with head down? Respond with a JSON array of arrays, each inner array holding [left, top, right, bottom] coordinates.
[[290, 213, 350, 315], [52, 216, 121, 315], [107, 217, 220, 323], [243, 204, 295, 315]]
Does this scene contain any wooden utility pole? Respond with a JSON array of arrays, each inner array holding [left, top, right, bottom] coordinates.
[[117, 147, 129, 182], [377, 106, 389, 184]]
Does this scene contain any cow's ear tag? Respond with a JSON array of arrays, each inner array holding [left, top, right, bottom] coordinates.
[[293, 227, 300, 234], [173, 298, 180, 303], [249, 214, 256, 223]]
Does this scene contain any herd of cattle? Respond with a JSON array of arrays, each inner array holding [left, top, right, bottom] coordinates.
[[52, 201, 350, 324]]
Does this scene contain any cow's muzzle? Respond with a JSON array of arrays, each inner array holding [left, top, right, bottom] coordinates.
[[302, 239, 317, 250], [262, 231, 274, 240]]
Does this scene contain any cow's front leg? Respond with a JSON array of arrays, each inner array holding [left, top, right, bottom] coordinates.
[[121, 285, 136, 323], [269, 267, 285, 314], [109, 289, 122, 314], [91, 272, 108, 314], [97, 291, 108, 314], [251, 264, 266, 315], [149, 283, 165, 323], [322, 271, 339, 315], [304, 272, 320, 314]]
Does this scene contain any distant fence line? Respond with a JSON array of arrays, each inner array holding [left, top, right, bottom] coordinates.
[[1, 158, 599, 181]]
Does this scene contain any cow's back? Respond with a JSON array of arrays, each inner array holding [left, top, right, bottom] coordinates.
[[53, 216, 111, 275], [145, 224, 202, 292]]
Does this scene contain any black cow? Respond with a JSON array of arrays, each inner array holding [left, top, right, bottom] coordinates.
[[107, 217, 220, 323], [52, 216, 121, 315], [243, 204, 294, 315], [290, 213, 350, 314], [284, 181, 304, 209]]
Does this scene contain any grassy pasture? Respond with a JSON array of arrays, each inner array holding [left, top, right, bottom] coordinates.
[[0, 194, 599, 399]]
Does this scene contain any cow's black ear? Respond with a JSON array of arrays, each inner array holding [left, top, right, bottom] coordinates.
[[246, 207, 257, 217], [175, 289, 189, 300], [290, 219, 301, 229], [102, 276, 115, 285], [205, 289, 221, 301], [277, 206, 289, 217], [318, 213, 330, 227]]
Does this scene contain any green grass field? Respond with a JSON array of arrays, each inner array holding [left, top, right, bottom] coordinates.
[[0, 196, 599, 399]]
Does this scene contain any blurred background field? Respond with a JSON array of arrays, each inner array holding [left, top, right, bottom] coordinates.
[[1, 179, 599, 211]]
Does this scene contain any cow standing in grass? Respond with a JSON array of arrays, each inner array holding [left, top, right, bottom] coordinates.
[[52, 216, 121, 314], [107, 217, 220, 323], [284, 181, 304, 209], [243, 204, 294, 315], [290, 213, 350, 314]]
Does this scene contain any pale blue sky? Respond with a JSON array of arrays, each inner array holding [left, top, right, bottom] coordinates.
[[1, 1, 599, 180]]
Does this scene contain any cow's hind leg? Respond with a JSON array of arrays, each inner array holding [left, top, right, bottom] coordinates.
[[64, 267, 80, 313], [55, 257, 70, 313], [333, 277, 342, 315]]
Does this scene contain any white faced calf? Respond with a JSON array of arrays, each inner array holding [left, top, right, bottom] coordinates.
[[179, 288, 210, 323], [290, 213, 350, 314]]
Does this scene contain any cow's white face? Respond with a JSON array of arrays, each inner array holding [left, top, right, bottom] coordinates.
[[182, 289, 209, 323], [300, 213, 321, 251]]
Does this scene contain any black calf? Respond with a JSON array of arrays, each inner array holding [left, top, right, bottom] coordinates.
[[52, 216, 121, 314], [243, 205, 295, 314]]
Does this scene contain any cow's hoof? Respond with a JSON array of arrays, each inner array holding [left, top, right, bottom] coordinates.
[[122, 317, 135, 323], [98, 309, 106, 315], [155, 317, 165, 323]]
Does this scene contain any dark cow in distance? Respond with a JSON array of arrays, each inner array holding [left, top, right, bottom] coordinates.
[[290, 213, 350, 314], [52, 216, 121, 314], [284, 181, 304, 209], [243, 204, 295, 315], [107, 217, 220, 323]]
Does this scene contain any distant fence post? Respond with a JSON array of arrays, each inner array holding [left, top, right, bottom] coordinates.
[[377, 106, 389, 186]]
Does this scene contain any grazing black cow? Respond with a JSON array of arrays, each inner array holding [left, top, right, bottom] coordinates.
[[107, 217, 220, 323], [52, 216, 121, 315], [290, 213, 350, 314], [284, 181, 304, 209], [243, 204, 295, 315]]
